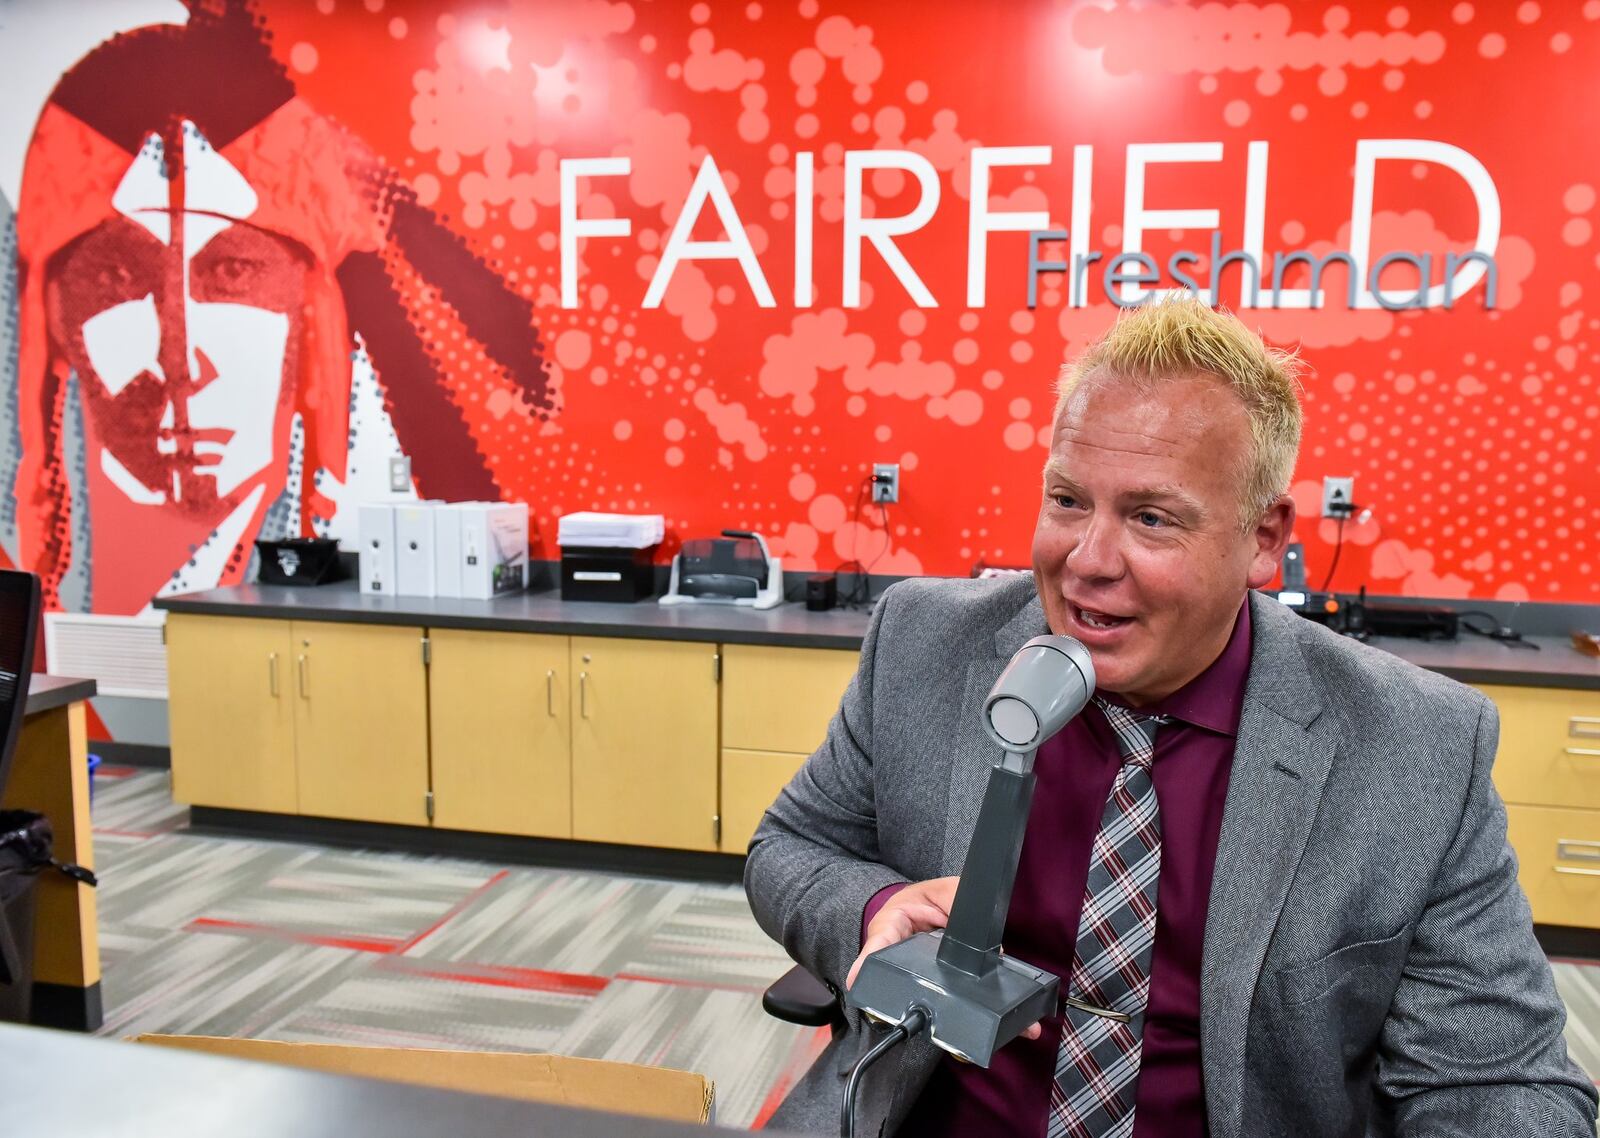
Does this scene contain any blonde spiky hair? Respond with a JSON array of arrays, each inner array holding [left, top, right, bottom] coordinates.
[[1054, 297, 1305, 529]]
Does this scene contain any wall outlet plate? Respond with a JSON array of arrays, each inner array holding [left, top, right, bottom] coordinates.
[[872, 462, 900, 504], [388, 455, 412, 493], [1321, 476, 1353, 517]]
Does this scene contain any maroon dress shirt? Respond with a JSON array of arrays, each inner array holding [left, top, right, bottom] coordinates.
[[863, 601, 1253, 1137]]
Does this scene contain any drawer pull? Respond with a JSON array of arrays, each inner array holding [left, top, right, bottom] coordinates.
[[298, 654, 309, 699], [268, 652, 279, 698], [546, 669, 556, 717], [1553, 866, 1600, 878], [1556, 839, 1600, 863], [1563, 747, 1600, 758], [580, 672, 589, 718], [1570, 716, 1600, 739]]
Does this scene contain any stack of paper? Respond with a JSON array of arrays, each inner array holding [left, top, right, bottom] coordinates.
[[557, 512, 665, 549]]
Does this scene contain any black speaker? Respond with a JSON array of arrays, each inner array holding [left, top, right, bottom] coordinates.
[[805, 574, 837, 612]]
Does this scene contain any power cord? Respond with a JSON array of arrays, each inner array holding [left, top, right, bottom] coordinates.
[[836, 476, 892, 610], [1457, 610, 1542, 650], [841, 1007, 928, 1138], [1318, 510, 1350, 593]]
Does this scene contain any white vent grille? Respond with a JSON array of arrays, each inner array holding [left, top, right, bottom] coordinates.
[[44, 611, 168, 699]]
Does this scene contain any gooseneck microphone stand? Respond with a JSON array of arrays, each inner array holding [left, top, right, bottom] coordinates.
[[840, 634, 1095, 1136]]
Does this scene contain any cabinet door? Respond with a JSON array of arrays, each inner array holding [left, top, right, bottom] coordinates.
[[570, 637, 719, 851], [291, 621, 429, 825], [430, 629, 571, 838], [167, 615, 298, 813], [722, 645, 859, 754]]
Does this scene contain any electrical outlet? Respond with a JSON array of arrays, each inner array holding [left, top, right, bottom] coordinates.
[[871, 462, 900, 504], [1321, 476, 1354, 517], [388, 455, 412, 493]]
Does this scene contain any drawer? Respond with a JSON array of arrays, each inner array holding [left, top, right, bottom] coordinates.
[[721, 645, 859, 754], [1505, 803, 1600, 930], [720, 748, 807, 854], [1473, 685, 1600, 810]]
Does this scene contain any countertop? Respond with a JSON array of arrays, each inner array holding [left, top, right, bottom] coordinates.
[[155, 580, 875, 650], [23, 674, 97, 717], [154, 582, 1600, 690]]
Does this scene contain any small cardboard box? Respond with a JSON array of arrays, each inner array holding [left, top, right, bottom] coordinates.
[[129, 1035, 714, 1124]]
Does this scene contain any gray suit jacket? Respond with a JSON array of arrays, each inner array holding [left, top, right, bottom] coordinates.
[[746, 576, 1598, 1137]]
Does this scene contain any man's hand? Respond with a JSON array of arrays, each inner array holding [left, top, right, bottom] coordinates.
[[845, 876, 1043, 1042]]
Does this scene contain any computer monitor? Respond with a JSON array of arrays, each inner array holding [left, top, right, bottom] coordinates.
[[0, 572, 41, 800]]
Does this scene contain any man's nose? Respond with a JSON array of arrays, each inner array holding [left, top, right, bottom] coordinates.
[[1063, 513, 1125, 581]]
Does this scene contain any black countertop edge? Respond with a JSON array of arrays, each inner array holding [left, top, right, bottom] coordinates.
[[24, 675, 98, 717], [153, 585, 1600, 689], [156, 598, 871, 650]]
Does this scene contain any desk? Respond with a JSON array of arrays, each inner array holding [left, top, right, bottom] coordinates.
[[4, 674, 100, 1030], [0, 1023, 751, 1137]]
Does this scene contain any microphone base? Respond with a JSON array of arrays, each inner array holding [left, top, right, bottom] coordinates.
[[845, 931, 1059, 1068]]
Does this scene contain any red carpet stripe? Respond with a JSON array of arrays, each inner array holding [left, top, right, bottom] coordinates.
[[186, 917, 403, 955]]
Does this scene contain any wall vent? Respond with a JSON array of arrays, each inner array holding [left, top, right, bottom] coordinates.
[[43, 611, 168, 699]]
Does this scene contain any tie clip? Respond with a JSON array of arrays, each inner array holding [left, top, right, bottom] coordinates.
[[1062, 995, 1131, 1023]]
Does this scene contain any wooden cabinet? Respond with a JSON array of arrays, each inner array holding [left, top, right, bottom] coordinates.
[[292, 621, 429, 826], [167, 611, 863, 857], [1475, 684, 1600, 929], [168, 616, 428, 824], [168, 614, 298, 813], [570, 637, 720, 851], [429, 629, 571, 838], [718, 645, 858, 854]]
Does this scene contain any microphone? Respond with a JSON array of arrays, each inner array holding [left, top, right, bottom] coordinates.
[[847, 634, 1095, 1067]]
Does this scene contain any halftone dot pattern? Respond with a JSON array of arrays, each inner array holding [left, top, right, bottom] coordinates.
[[6, 2, 1598, 597]]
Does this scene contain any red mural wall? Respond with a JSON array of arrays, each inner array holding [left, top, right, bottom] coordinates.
[[10, 0, 1600, 611]]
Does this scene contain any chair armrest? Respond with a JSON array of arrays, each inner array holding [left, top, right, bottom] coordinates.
[[762, 964, 843, 1028]]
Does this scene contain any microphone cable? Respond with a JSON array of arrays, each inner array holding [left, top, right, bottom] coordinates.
[[841, 1006, 929, 1138]]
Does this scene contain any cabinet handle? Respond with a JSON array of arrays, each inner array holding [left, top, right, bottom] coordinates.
[[297, 654, 309, 699], [546, 669, 556, 717], [1570, 716, 1600, 739], [268, 652, 279, 698], [1557, 839, 1600, 863], [580, 671, 589, 718], [1553, 866, 1600, 878], [1563, 747, 1600, 758]]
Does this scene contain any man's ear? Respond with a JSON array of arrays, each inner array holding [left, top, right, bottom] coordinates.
[[1246, 495, 1297, 590]]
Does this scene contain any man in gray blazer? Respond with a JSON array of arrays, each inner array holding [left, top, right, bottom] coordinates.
[[746, 300, 1598, 1137]]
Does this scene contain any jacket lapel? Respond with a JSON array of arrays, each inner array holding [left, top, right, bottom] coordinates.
[[940, 585, 1048, 875], [1200, 592, 1337, 1138]]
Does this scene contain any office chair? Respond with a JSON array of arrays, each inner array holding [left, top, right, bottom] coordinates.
[[764, 963, 845, 1032], [0, 570, 41, 1018]]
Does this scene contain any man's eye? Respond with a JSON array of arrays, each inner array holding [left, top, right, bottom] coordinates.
[[1053, 494, 1079, 510], [1136, 511, 1167, 528]]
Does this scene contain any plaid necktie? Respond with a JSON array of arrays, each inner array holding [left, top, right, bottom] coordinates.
[[1047, 699, 1165, 1138]]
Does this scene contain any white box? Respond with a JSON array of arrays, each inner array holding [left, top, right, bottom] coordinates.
[[394, 502, 438, 597], [460, 502, 529, 599], [358, 504, 396, 596], [433, 503, 464, 598]]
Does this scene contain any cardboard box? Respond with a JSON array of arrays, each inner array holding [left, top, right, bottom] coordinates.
[[128, 1035, 714, 1124], [394, 502, 438, 597], [358, 504, 397, 596], [461, 502, 529, 599]]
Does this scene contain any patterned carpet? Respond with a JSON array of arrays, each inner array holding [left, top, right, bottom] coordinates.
[[90, 766, 826, 1129], [88, 766, 1597, 1132]]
